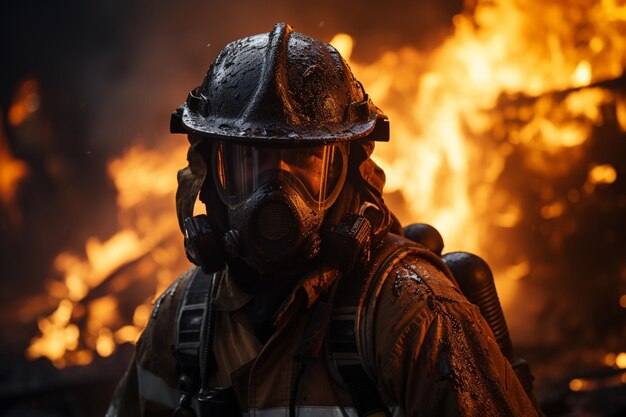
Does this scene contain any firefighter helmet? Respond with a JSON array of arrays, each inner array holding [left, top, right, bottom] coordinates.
[[170, 22, 389, 144]]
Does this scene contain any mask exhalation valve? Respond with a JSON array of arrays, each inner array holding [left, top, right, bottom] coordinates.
[[256, 201, 296, 241]]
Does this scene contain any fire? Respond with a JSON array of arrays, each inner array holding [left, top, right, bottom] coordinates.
[[8, 79, 40, 127], [27, 143, 188, 367], [588, 164, 618, 184], [0, 111, 29, 224], [331, 0, 626, 290], [569, 378, 585, 391], [27, 0, 626, 366]]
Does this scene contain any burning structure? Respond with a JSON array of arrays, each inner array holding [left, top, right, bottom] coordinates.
[[1, 0, 625, 416]]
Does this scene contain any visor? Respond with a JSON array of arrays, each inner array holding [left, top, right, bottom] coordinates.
[[211, 141, 348, 210]]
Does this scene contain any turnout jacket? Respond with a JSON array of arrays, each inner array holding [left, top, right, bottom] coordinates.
[[107, 234, 537, 417]]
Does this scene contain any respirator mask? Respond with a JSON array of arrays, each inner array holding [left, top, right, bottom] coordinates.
[[211, 140, 348, 275]]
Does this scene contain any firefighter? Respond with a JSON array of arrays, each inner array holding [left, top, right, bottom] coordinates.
[[107, 23, 539, 417]]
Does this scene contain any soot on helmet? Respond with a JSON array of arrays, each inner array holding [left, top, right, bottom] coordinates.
[[210, 140, 348, 275]]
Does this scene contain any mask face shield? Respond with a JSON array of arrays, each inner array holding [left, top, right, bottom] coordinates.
[[211, 141, 348, 211]]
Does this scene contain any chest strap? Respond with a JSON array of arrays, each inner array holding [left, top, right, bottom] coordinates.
[[328, 293, 389, 417], [173, 268, 241, 417], [173, 268, 215, 416]]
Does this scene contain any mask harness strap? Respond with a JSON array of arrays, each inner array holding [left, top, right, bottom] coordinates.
[[177, 141, 226, 274], [176, 143, 205, 236]]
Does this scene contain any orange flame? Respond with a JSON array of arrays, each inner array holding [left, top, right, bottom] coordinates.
[[8, 79, 40, 127], [27, 144, 188, 367], [0, 111, 29, 224]]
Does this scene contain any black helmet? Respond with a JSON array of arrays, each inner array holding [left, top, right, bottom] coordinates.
[[171, 22, 389, 143], [173, 23, 392, 280]]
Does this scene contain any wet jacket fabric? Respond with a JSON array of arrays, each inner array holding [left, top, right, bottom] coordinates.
[[107, 234, 537, 417]]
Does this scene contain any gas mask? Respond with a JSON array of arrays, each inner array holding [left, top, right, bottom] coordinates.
[[210, 140, 348, 275]]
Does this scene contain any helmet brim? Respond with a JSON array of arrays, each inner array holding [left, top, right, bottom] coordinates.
[[172, 101, 389, 145]]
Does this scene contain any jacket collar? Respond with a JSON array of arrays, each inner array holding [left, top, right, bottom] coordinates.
[[213, 264, 341, 323]]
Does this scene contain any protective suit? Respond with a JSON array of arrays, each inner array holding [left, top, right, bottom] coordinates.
[[107, 241, 536, 416], [107, 22, 539, 417]]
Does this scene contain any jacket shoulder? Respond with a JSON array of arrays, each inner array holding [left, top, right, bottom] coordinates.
[[364, 252, 538, 416], [360, 233, 465, 325], [352, 236, 537, 416], [363, 233, 460, 298], [357, 234, 468, 377], [150, 267, 197, 319]]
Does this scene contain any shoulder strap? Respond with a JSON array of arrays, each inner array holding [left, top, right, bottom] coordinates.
[[173, 268, 216, 416], [327, 233, 424, 417]]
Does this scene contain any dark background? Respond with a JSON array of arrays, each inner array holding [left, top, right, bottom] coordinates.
[[1, 1, 625, 416]]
